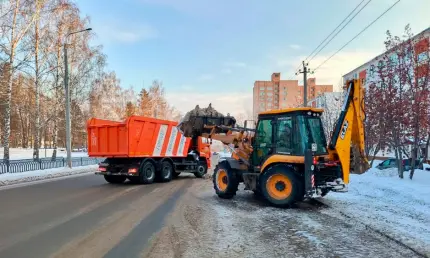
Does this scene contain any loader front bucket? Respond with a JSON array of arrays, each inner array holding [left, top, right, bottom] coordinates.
[[177, 104, 236, 138]]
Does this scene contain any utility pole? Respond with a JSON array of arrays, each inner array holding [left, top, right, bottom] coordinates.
[[296, 61, 313, 107], [64, 28, 92, 168]]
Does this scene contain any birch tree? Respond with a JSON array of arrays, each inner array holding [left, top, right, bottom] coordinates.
[[0, 0, 38, 162]]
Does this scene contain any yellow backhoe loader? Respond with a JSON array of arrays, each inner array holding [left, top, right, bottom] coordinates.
[[177, 79, 370, 207]]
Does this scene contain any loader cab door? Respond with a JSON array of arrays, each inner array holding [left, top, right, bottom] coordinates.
[[251, 117, 274, 167]]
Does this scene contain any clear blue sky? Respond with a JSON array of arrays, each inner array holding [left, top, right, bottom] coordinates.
[[76, 0, 429, 115]]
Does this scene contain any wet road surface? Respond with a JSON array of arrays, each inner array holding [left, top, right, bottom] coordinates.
[[0, 173, 194, 258]]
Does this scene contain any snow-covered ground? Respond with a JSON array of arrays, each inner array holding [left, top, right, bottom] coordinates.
[[147, 176, 423, 257], [0, 165, 98, 187], [0, 148, 88, 160], [323, 164, 430, 256]]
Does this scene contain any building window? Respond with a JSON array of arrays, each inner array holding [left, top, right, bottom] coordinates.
[[267, 86, 273, 90], [259, 92, 265, 96], [267, 103, 273, 107], [260, 86, 265, 90], [417, 52, 429, 63], [267, 92, 273, 96]]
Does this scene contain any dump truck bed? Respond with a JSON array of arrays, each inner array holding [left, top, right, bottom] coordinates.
[[87, 116, 191, 158]]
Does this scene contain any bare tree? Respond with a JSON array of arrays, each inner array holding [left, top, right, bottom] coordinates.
[[0, 0, 39, 162]]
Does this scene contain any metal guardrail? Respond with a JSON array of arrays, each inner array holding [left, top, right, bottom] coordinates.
[[0, 157, 104, 174]]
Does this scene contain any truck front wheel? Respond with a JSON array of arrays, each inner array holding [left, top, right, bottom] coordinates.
[[104, 175, 126, 184], [194, 163, 207, 178], [140, 161, 156, 184]]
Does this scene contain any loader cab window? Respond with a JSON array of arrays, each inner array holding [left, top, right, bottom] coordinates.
[[252, 118, 273, 165], [276, 117, 293, 154], [297, 115, 327, 155]]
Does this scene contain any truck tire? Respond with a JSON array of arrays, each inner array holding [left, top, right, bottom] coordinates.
[[140, 161, 156, 184], [213, 161, 239, 199], [260, 165, 301, 208], [159, 160, 173, 183], [194, 162, 207, 178], [104, 175, 126, 184]]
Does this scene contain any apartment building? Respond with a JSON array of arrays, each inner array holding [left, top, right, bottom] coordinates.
[[253, 73, 333, 120], [343, 27, 429, 87]]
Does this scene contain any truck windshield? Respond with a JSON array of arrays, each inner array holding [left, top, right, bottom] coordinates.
[[297, 116, 327, 155]]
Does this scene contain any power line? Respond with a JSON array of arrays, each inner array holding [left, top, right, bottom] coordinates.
[[288, 0, 369, 80], [305, 0, 368, 62], [313, 0, 401, 72], [308, 0, 372, 62]]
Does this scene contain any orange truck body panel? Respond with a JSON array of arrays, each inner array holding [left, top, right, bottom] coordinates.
[[87, 116, 192, 158]]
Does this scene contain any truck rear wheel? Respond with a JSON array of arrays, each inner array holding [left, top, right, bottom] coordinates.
[[140, 161, 156, 184], [158, 160, 173, 183], [260, 166, 301, 208], [213, 161, 238, 199], [104, 175, 126, 184]]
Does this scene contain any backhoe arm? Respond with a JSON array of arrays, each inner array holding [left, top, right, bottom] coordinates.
[[328, 79, 370, 183]]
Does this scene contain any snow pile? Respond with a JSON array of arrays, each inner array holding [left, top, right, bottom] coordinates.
[[365, 167, 400, 177], [177, 103, 236, 137], [323, 167, 430, 256], [0, 165, 98, 187]]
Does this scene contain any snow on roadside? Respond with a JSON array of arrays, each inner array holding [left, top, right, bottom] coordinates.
[[0, 165, 98, 187], [0, 148, 88, 160], [323, 167, 430, 256]]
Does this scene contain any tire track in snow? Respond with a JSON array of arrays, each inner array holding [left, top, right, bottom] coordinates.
[[311, 198, 429, 258]]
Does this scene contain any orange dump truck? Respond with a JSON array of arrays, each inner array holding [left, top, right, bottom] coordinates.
[[87, 116, 211, 184]]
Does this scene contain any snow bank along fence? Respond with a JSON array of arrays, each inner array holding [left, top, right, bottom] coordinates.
[[0, 157, 104, 174]]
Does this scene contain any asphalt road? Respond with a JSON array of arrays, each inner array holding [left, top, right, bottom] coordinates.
[[0, 173, 195, 258]]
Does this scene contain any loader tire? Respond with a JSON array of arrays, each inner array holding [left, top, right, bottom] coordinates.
[[139, 161, 156, 184], [260, 165, 301, 208], [158, 160, 173, 183], [104, 175, 126, 184], [213, 161, 239, 199]]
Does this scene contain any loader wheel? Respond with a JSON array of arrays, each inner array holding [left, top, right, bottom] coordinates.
[[213, 161, 239, 199], [260, 166, 301, 208], [194, 162, 207, 178], [104, 175, 126, 184], [159, 160, 173, 183], [140, 161, 156, 184]]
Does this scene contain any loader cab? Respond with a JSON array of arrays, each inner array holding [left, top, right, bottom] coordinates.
[[251, 108, 328, 167]]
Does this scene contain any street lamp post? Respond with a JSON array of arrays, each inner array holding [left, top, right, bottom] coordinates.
[[64, 28, 92, 168]]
